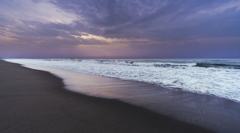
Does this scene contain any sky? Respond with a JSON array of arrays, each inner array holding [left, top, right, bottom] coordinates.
[[0, 0, 240, 59]]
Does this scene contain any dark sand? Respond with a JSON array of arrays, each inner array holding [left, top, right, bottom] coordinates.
[[0, 60, 214, 133], [17, 62, 240, 133]]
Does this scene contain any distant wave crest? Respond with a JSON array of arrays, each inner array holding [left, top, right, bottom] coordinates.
[[195, 63, 240, 69]]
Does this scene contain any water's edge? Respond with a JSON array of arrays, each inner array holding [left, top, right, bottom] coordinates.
[[5, 61, 240, 133], [5, 59, 240, 103]]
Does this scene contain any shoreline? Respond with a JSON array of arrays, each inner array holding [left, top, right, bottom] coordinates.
[[14, 60, 240, 105], [0, 60, 214, 132], [6, 60, 240, 132], [6, 58, 240, 104]]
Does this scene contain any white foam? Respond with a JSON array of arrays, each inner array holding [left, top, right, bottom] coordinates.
[[5, 59, 240, 103]]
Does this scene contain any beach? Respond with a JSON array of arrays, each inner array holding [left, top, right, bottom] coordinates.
[[4, 59, 240, 133], [1, 0, 239, 132], [0, 60, 215, 132]]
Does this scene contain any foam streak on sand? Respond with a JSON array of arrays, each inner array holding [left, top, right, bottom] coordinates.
[[5, 59, 240, 103]]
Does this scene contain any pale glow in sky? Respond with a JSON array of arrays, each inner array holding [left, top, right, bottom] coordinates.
[[72, 32, 156, 46]]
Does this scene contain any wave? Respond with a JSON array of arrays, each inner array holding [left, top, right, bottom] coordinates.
[[153, 64, 187, 68], [195, 63, 240, 69], [96, 60, 190, 68], [4, 59, 240, 103]]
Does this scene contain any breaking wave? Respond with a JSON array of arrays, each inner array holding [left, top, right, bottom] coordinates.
[[4, 58, 240, 103]]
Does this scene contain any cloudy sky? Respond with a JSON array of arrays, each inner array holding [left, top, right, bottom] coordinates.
[[0, 0, 240, 58]]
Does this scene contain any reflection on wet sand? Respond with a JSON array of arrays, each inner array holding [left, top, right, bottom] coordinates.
[[22, 63, 240, 133]]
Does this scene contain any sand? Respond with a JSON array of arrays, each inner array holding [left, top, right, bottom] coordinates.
[[0, 60, 214, 133]]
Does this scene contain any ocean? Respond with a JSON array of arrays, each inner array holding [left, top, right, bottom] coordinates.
[[5, 58, 240, 103]]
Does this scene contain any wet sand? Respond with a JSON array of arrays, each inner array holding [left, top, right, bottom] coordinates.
[[19, 62, 240, 133], [0, 60, 215, 132]]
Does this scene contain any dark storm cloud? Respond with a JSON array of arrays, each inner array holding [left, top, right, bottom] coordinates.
[[52, 0, 240, 40]]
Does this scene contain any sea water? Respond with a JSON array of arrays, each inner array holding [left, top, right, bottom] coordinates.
[[5, 58, 240, 103]]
